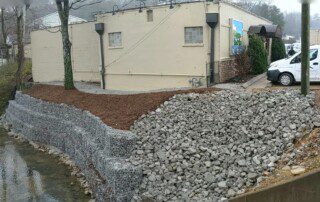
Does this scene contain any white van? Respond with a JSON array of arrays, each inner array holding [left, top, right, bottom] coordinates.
[[267, 45, 320, 86]]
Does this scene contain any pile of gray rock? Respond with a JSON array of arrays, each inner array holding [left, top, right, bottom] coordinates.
[[130, 90, 320, 201]]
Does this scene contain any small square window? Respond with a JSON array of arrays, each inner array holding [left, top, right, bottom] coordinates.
[[147, 10, 153, 22], [184, 27, 203, 44], [108, 32, 122, 47]]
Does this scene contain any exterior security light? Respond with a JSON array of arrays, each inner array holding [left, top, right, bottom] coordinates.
[[95, 23, 105, 35]]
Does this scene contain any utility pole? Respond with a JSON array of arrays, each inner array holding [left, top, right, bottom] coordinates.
[[301, 0, 310, 96]]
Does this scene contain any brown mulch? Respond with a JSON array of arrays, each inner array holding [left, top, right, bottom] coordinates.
[[25, 85, 219, 131]]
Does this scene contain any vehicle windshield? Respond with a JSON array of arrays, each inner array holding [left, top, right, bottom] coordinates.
[[289, 49, 318, 63]]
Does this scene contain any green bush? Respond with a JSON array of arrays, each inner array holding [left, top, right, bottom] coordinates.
[[0, 60, 32, 115], [248, 34, 268, 75], [0, 63, 17, 115], [23, 59, 32, 77], [271, 38, 286, 62]]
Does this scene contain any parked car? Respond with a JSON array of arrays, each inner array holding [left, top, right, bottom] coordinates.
[[268, 45, 320, 86]]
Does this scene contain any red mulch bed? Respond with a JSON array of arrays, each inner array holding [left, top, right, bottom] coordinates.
[[25, 85, 219, 130]]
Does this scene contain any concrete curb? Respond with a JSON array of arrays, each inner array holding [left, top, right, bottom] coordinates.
[[230, 167, 320, 202], [242, 73, 267, 89]]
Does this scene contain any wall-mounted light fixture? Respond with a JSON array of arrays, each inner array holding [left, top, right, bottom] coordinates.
[[112, 5, 119, 15], [139, 1, 146, 13], [170, 0, 174, 9]]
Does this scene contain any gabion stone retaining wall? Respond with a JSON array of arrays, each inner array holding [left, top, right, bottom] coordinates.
[[2, 92, 142, 201]]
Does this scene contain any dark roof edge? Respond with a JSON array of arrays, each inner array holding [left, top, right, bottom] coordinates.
[[93, 1, 207, 17]]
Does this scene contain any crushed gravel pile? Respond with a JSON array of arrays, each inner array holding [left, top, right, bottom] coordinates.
[[130, 90, 320, 202]]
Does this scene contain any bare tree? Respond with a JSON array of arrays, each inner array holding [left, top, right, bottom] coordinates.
[[55, 0, 101, 90], [0, 8, 10, 60], [13, 3, 30, 89]]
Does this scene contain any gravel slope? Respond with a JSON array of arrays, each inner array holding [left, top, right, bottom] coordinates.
[[130, 90, 320, 202]]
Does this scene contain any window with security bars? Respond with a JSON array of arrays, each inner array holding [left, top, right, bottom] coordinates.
[[108, 32, 122, 47], [184, 27, 203, 44]]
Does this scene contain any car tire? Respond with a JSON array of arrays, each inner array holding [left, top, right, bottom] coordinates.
[[279, 73, 294, 86]]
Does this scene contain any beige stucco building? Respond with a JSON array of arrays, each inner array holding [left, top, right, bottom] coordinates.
[[31, 1, 272, 91]]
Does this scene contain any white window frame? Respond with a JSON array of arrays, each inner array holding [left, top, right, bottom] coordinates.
[[184, 26, 203, 45], [108, 32, 122, 48]]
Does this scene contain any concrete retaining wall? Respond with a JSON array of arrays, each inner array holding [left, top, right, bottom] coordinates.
[[1, 92, 142, 201], [230, 168, 320, 202]]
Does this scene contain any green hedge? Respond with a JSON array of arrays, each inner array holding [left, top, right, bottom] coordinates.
[[0, 60, 32, 115], [248, 34, 268, 75], [271, 38, 286, 62]]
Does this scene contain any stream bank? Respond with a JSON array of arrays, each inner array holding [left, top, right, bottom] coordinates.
[[2, 92, 142, 201], [0, 127, 91, 201]]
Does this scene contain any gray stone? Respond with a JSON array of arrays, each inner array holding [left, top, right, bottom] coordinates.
[[218, 181, 228, 188], [248, 173, 257, 179], [128, 90, 320, 201], [237, 159, 246, 166], [227, 189, 236, 197]]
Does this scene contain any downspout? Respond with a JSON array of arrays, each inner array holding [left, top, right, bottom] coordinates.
[[95, 23, 106, 89], [206, 13, 219, 85], [99, 34, 106, 89]]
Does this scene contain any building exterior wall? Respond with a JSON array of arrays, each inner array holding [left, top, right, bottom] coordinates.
[[31, 1, 271, 91], [31, 22, 100, 83], [217, 2, 272, 82], [97, 2, 212, 91], [310, 30, 320, 45]]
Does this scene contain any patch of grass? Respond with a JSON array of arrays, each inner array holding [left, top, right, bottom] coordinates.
[[0, 60, 32, 115], [23, 60, 32, 78]]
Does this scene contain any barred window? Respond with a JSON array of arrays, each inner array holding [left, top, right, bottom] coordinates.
[[108, 32, 122, 47], [184, 27, 203, 44]]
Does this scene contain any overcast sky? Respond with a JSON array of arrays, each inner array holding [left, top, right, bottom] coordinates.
[[275, 0, 320, 14]]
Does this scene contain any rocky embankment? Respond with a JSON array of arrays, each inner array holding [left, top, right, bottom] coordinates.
[[130, 90, 320, 201]]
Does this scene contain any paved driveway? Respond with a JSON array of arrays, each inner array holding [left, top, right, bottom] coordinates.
[[246, 74, 320, 92], [270, 83, 320, 90]]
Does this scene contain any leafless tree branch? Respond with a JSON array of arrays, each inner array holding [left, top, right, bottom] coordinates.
[[70, 0, 103, 10]]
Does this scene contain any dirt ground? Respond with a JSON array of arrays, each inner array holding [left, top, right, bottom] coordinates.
[[247, 128, 320, 193], [25, 85, 219, 130], [226, 74, 257, 83]]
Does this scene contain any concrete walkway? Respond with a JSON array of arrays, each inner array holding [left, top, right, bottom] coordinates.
[[214, 73, 272, 92], [244, 73, 272, 92], [42, 73, 272, 95], [42, 81, 215, 95]]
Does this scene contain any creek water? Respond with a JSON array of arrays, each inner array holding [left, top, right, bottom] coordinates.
[[0, 127, 91, 202]]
